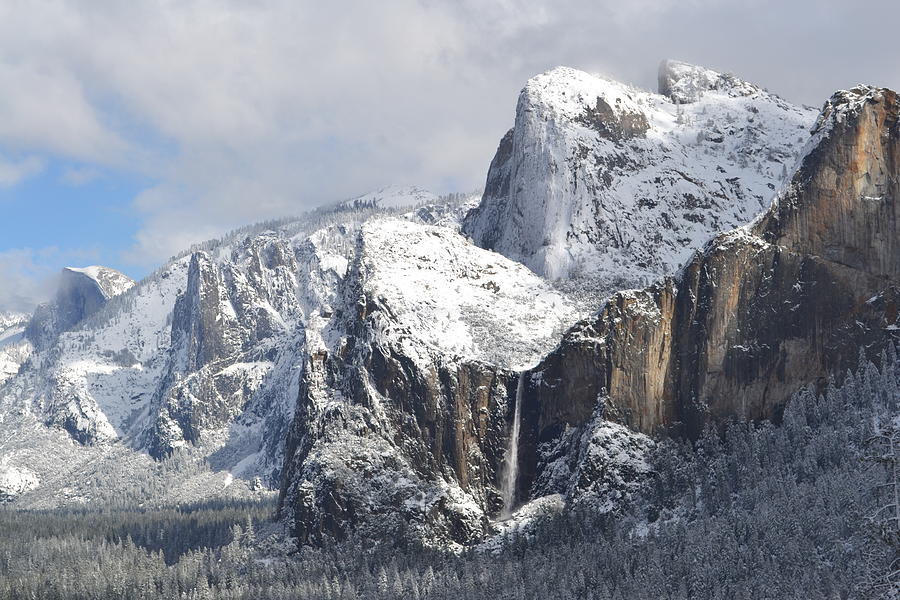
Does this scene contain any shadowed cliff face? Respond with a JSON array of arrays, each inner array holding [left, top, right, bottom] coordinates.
[[25, 267, 135, 351], [516, 87, 900, 499], [279, 299, 514, 546]]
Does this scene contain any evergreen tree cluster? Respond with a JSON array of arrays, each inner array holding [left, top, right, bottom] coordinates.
[[2, 349, 898, 599]]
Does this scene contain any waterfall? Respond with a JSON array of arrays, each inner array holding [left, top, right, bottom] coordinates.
[[500, 372, 524, 520]]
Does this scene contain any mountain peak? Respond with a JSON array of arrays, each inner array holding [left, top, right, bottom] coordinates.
[[63, 265, 135, 300], [657, 59, 762, 103], [464, 60, 816, 282], [25, 265, 135, 350]]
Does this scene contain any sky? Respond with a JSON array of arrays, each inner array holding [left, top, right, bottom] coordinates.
[[1, 0, 899, 312]]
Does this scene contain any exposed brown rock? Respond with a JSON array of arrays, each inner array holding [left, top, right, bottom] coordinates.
[[519, 86, 900, 495], [279, 270, 515, 545], [576, 96, 649, 140]]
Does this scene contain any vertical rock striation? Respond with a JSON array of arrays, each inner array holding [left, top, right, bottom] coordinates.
[[462, 62, 816, 285], [517, 86, 900, 499]]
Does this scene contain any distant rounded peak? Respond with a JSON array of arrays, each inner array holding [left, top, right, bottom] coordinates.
[[64, 265, 109, 278], [658, 59, 760, 103], [521, 65, 647, 122], [62, 265, 135, 299]]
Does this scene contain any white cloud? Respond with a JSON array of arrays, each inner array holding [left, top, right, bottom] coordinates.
[[0, 0, 898, 268], [0, 155, 44, 187]]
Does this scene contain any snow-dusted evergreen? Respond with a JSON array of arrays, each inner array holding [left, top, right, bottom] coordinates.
[[2, 351, 897, 598]]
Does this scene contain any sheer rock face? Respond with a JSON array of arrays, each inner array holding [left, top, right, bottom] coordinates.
[[758, 87, 900, 277], [516, 87, 900, 496], [280, 306, 514, 546], [278, 220, 578, 547], [145, 234, 305, 458], [462, 63, 816, 284], [25, 267, 135, 350]]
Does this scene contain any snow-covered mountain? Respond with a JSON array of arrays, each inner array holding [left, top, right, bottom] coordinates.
[[5, 60, 895, 554], [513, 84, 900, 514], [0, 190, 550, 512], [463, 60, 817, 285], [279, 218, 581, 545]]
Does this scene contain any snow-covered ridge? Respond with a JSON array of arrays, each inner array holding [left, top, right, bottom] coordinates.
[[463, 60, 818, 284], [342, 185, 439, 210], [657, 59, 765, 104], [358, 218, 580, 370], [520, 66, 649, 125]]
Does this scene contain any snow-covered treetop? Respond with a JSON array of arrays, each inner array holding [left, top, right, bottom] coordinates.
[[657, 59, 766, 104]]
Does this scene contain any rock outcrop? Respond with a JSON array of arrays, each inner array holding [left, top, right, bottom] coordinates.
[[278, 220, 579, 546], [513, 86, 900, 501], [145, 232, 309, 459], [462, 62, 816, 284]]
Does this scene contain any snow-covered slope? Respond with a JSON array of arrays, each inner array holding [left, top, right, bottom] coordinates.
[[342, 185, 439, 210], [357, 219, 576, 369], [463, 60, 817, 284], [0, 312, 30, 385], [1, 187, 578, 516]]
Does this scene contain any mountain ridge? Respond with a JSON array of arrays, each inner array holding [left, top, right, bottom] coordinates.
[[462, 61, 816, 286], [1, 61, 896, 555]]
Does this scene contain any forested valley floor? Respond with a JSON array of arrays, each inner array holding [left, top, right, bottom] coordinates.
[[2, 350, 899, 600]]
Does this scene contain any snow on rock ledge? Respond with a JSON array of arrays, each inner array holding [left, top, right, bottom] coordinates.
[[463, 61, 817, 284], [0, 465, 39, 501], [358, 219, 579, 370]]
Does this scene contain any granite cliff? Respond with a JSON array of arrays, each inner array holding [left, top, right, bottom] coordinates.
[[512, 86, 900, 504]]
